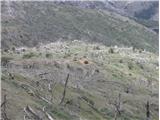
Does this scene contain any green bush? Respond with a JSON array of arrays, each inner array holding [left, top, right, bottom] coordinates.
[[12, 47, 16, 51], [119, 59, 123, 63], [1, 56, 13, 66], [45, 53, 52, 58], [108, 48, 114, 54], [128, 62, 134, 70], [22, 52, 36, 59], [4, 49, 9, 53], [93, 46, 101, 50]]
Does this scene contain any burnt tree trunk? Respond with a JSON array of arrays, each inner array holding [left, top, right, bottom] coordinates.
[[1, 94, 10, 120], [60, 74, 70, 105], [114, 93, 122, 120], [146, 101, 150, 120]]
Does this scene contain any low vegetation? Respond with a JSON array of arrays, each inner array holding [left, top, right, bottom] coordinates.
[[1, 1, 158, 53], [1, 41, 158, 120], [22, 52, 37, 59]]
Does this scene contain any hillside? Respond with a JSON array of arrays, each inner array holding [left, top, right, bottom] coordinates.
[[1, 1, 158, 53], [55, 1, 159, 32], [1, 1, 159, 120], [1, 41, 159, 120], [56, 1, 159, 21]]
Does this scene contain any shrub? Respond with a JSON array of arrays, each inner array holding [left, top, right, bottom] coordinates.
[[12, 47, 15, 51], [73, 57, 77, 61], [139, 49, 142, 53], [1, 56, 13, 66], [64, 53, 71, 58], [22, 52, 36, 59], [95, 69, 100, 73], [39, 53, 42, 56], [84, 60, 89, 64], [93, 46, 101, 50], [132, 46, 136, 52], [4, 49, 9, 53], [22, 49, 26, 52], [108, 48, 114, 54], [138, 64, 144, 69], [83, 55, 87, 58], [129, 73, 132, 76], [45, 53, 52, 58], [128, 63, 133, 70], [119, 59, 123, 63]]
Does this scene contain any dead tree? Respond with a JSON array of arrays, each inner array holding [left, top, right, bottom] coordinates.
[[107, 91, 124, 120], [1, 95, 7, 108], [59, 74, 70, 105], [145, 79, 151, 120], [146, 101, 150, 120], [50, 82, 57, 102], [113, 93, 122, 120], [1, 94, 10, 120], [145, 77, 154, 120]]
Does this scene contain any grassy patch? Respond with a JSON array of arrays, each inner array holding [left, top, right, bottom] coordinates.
[[22, 52, 38, 59]]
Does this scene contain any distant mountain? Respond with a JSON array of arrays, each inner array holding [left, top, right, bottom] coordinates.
[[1, 1, 158, 53], [54, 1, 159, 32], [54, 1, 159, 21]]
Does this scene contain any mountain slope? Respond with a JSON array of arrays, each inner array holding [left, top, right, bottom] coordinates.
[[54, 1, 159, 33], [1, 41, 159, 120], [1, 1, 158, 53], [55, 1, 159, 21]]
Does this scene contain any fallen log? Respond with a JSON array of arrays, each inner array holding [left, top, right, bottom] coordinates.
[[42, 106, 54, 120], [38, 95, 52, 105], [25, 105, 42, 120], [45, 112, 54, 120]]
